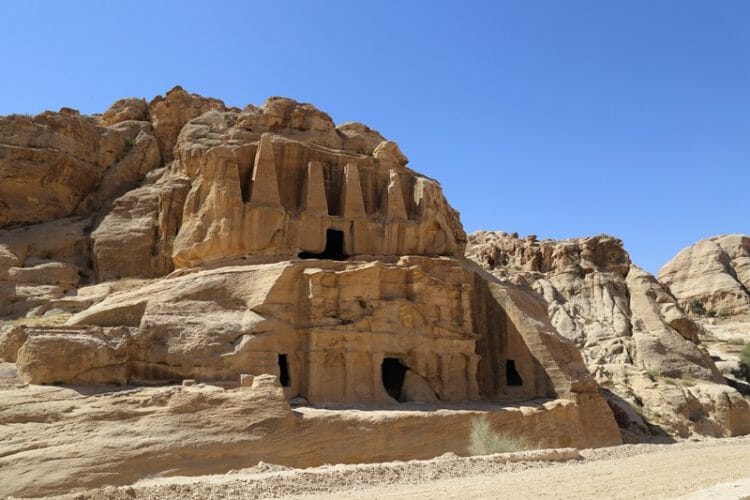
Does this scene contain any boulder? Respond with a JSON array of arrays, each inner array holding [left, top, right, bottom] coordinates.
[[101, 97, 148, 126], [147, 86, 226, 161], [7, 262, 79, 288], [16, 327, 130, 384]]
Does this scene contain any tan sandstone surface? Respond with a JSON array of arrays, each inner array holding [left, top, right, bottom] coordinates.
[[0, 365, 616, 498], [659, 234, 750, 317], [1, 89, 623, 497], [40, 437, 750, 499], [467, 231, 750, 438]]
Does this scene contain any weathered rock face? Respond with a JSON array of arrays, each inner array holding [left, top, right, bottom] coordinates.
[[0, 376, 618, 498], [0, 88, 622, 482], [0, 86, 465, 289], [467, 231, 750, 437], [169, 100, 465, 267], [0, 217, 92, 317], [0, 109, 160, 227], [147, 86, 227, 162], [659, 234, 750, 317], [14, 258, 598, 407]]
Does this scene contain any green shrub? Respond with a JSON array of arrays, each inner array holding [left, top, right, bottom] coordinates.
[[689, 300, 706, 316], [742, 344, 750, 362], [734, 343, 750, 383], [467, 417, 529, 455]]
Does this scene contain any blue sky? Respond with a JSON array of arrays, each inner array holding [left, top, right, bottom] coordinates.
[[1, 1, 748, 273]]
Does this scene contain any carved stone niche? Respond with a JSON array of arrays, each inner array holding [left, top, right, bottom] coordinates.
[[172, 134, 466, 268]]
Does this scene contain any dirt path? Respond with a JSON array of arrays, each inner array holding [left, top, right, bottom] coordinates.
[[311, 438, 750, 499], [61, 437, 750, 499]]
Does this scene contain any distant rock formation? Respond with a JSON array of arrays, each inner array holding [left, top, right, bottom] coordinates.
[[467, 231, 750, 438], [659, 234, 750, 317]]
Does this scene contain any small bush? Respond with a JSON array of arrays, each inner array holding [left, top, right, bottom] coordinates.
[[680, 376, 696, 387], [11, 314, 70, 327], [733, 343, 750, 383], [689, 300, 706, 316], [468, 417, 529, 455]]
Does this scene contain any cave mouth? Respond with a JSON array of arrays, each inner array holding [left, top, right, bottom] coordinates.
[[278, 353, 290, 387], [298, 229, 347, 260], [506, 359, 523, 386], [381, 357, 408, 401]]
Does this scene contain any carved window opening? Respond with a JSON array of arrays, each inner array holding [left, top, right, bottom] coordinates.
[[506, 359, 523, 386], [278, 353, 290, 387], [298, 229, 347, 260], [240, 174, 253, 203], [381, 357, 407, 401]]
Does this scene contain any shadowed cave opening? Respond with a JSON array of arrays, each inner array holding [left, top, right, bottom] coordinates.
[[506, 359, 523, 386], [298, 229, 347, 260], [381, 357, 408, 401], [278, 354, 290, 387]]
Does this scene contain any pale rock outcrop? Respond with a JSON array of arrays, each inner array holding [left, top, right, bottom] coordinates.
[[0, 217, 90, 316], [11, 257, 599, 409], [101, 97, 148, 126], [659, 234, 750, 316], [91, 175, 191, 280], [147, 86, 227, 161], [468, 231, 750, 437], [0, 89, 466, 316], [0, 109, 159, 227], [17, 326, 131, 385], [77, 120, 162, 212], [0, 89, 623, 481], [0, 325, 26, 362]]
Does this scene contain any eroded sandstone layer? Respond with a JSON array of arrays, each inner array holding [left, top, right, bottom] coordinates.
[[0, 371, 616, 498], [659, 234, 750, 317], [0, 88, 621, 495], [467, 231, 750, 438]]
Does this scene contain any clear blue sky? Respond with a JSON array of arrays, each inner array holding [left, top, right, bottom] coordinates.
[[2, 1, 748, 273]]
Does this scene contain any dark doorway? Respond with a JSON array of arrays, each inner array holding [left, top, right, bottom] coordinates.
[[381, 357, 408, 400], [298, 229, 347, 260], [506, 359, 523, 386], [278, 354, 290, 387]]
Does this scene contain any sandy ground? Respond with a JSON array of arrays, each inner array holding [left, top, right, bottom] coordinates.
[[51, 437, 750, 500]]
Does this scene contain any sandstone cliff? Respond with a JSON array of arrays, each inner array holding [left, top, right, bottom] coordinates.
[[467, 231, 750, 438], [659, 234, 750, 317], [0, 89, 622, 495], [0, 86, 465, 317]]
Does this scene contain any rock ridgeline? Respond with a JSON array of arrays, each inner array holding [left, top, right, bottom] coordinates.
[[659, 234, 750, 317], [467, 231, 750, 437]]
